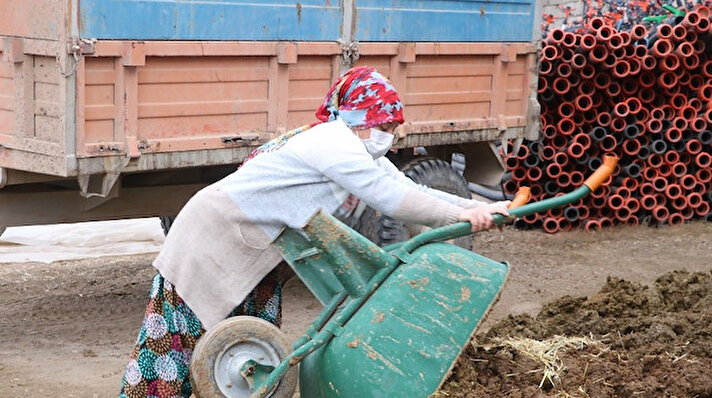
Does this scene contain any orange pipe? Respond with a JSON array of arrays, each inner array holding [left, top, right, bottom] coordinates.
[[651, 39, 673, 57], [574, 95, 593, 112], [596, 25, 613, 42], [542, 217, 560, 234], [689, 98, 704, 112], [652, 206, 669, 222], [703, 60, 712, 78], [556, 118, 576, 135], [695, 152, 711, 169], [607, 33, 623, 50], [596, 112, 612, 127], [545, 163, 562, 179], [683, 54, 700, 70], [657, 71, 677, 90], [665, 128, 682, 143], [688, 192, 704, 209], [581, 34, 596, 50], [556, 62, 572, 78], [546, 28, 565, 44], [571, 53, 587, 69], [608, 194, 624, 210], [672, 24, 688, 41], [683, 11, 700, 28], [671, 162, 687, 178], [695, 15, 710, 33], [640, 195, 657, 211], [640, 182, 655, 196], [696, 168, 712, 184], [589, 185, 609, 199], [622, 139, 640, 156], [626, 216, 640, 227], [569, 171, 584, 186], [542, 45, 560, 61], [664, 151, 680, 165], [647, 153, 664, 168], [588, 17, 604, 32], [668, 212, 685, 226], [670, 197, 687, 211], [552, 77, 571, 95], [686, 139, 703, 155], [680, 175, 697, 191], [658, 164, 673, 178], [665, 184, 683, 199], [599, 217, 613, 228], [660, 55, 680, 72], [526, 167, 543, 182], [567, 142, 585, 159], [671, 117, 688, 131], [556, 172, 571, 187], [630, 24, 647, 40], [657, 24, 673, 39], [690, 117, 706, 133], [652, 176, 668, 192], [615, 207, 631, 222], [640, 55, 657, 71], [511, 166, 528, 182], [675, 42, 694, 57], [589, 45, 609, 63], [695, 201, 710, 217]]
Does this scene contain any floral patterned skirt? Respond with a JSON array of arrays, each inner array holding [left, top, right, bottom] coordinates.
[[119, 270, 283, 398]]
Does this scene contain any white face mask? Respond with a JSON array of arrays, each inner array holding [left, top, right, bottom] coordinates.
[[361, 128, 394, 159]]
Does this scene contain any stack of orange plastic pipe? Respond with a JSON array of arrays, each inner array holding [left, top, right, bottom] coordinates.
[[505, 7, 712, 233]]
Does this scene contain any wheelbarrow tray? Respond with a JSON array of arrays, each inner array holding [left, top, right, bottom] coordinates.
[[298, 242, 509, 397]]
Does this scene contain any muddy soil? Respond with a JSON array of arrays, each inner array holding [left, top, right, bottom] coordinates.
[[438, 270, 712, 397], [0, 222, 710, 397]]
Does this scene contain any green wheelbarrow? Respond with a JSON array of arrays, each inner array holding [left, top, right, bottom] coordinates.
[[190, 155, 618, 398]]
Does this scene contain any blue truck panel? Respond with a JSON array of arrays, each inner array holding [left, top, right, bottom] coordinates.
[[78, 0, 535, 42], [354, 0, 536, 42], [79, 0, 343, 40]]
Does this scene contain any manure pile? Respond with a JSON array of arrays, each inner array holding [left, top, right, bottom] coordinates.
[[437, 270, 712, 397]]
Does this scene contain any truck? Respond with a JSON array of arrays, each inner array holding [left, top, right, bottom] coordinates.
[[0, 0, 540, 243]]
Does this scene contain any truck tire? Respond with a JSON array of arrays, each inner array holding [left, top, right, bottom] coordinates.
[[356, 158, 474, 250], [191, 316, 297, 398]]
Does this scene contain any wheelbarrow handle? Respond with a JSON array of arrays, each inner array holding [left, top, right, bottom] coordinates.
[[395, 155, 619, 252], [508, 186, 531, 210]]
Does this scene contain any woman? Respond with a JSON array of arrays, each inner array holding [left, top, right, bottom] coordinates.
[[119, 66, 509, 398]]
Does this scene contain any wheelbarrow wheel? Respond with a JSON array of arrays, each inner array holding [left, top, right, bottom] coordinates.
[[357, 158, 474, 250], [190, 316, 297, 398]]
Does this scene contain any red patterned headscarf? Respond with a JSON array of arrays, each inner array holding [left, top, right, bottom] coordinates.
[[315, 66, 404, 129], [242, 66, 403, 163]]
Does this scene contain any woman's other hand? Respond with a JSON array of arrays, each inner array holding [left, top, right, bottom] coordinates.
[[458, 205, 510, 232]]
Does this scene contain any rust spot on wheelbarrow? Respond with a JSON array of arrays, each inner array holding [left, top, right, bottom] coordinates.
[[460, 286, 471, 303], [346, 338, 359, 348], [371, 312, 385, 323], [407, 277, 430, 290]]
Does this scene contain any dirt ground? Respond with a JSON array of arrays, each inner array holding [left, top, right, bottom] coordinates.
[[0, 222, 710, 397]]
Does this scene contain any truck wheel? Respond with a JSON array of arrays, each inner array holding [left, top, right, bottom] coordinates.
[[357, 158, 474, 250], [190, 316, 297, 398], [159, 216, 175, 235]]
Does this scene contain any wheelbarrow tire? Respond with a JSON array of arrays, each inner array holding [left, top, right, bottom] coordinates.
[[190, 316, 297, 398], [357, 158, 473, 250]]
